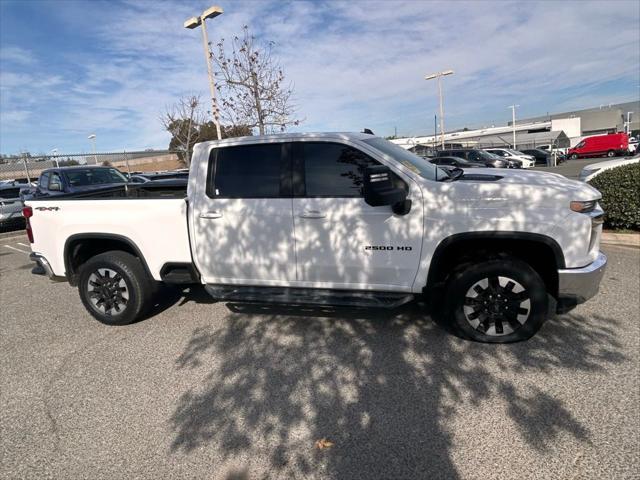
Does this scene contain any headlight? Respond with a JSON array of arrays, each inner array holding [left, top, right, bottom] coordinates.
[[570, 200, 597, 213]]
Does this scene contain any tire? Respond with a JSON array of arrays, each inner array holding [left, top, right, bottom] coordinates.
[[78, 251, 153, 325], [442, 257, 548, 343], [606, 150, 615, 158], [570, 153, 578, 160]]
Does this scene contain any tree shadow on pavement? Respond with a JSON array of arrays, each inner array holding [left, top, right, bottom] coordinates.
[[168, 299, 624, 479]]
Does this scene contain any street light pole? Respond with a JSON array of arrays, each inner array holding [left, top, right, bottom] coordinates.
[[51, 149, 59, 168], [508, 105, 519, 149], [88, 134, 97, 164], [425, 70, 454, 149], [185, 6, 224, 141]]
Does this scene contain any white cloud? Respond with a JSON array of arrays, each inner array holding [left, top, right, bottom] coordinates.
[[0, 45, 36, 65]]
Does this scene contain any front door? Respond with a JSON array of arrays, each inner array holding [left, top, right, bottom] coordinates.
[[292, 141, 423, 291], [191, 142, 296, 285]]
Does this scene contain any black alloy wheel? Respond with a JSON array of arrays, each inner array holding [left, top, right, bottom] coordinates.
[[443, 257, 548, 343]]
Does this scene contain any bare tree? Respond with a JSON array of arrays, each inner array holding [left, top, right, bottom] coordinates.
[[213, 26, 301, 135], [160, 95, 205, 166]]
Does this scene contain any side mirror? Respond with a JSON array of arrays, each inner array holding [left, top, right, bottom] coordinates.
[[363, 165, 409, 213]]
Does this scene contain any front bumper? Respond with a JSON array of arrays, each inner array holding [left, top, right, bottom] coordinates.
[[29, 252, 66, 282], [557, 252, 607, 309]]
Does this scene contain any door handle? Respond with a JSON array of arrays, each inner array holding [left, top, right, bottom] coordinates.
[[299, 210, 325, 219], [199, 211, 223, 219]]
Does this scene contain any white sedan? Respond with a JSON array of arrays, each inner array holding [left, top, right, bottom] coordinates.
[[579, 155, 640, 182], [483, 148, 535, 168]]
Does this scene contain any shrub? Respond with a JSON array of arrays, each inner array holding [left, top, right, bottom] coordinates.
[[588, 162, 640, 230]]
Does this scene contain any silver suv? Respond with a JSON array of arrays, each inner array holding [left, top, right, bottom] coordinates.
[[0, 183, 28, 229]]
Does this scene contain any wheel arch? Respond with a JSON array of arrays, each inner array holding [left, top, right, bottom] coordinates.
[[64, 233, 152, 286], [425, 231, 565, 298]]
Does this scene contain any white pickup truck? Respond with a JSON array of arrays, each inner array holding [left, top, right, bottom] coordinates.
[[25, 132, 607, 343]]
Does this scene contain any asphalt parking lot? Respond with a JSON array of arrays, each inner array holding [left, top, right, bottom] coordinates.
[[0, 236, 638, 479], [531, 157, 610, 180]]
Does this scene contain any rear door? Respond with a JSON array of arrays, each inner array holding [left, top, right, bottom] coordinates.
[[191, 142, 297, 285], [291, 141, 423, 290]]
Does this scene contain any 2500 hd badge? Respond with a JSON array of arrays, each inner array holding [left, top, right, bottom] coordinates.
[[365, 245, 413, 251]]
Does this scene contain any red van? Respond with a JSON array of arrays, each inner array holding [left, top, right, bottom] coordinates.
[[567, 133, 629, 159]]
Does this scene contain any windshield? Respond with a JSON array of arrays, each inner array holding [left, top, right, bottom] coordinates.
[[64, 168, 127, 187], [476, 150, 502, 161], [363, 137, 447, 181]]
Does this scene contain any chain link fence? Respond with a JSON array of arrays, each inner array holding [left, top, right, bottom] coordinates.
[[0, 151, 182, 182]]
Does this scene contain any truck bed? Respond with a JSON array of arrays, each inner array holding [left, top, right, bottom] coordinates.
[[26, 187, 192, 281]]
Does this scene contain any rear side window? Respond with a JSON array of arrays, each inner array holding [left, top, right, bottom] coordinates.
[[0, 188, 21, 199], [208, 143, 283, 198], [301, 142, 381, 197]]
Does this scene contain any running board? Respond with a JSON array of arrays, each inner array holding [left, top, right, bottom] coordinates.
[[204, 285, 414, 309]]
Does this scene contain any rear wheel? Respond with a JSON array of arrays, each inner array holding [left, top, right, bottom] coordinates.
[[443, 257, 548, 343], [78, 251, 152, 325]]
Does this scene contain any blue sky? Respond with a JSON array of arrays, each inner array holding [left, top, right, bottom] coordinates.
[[1, 0, 639, 155]]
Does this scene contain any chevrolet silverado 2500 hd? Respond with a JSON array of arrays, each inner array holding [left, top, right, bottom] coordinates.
[[25, 133, 607, 343]]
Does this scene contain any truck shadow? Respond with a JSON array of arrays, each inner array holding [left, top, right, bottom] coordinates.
[[166, 294, 624, 479]]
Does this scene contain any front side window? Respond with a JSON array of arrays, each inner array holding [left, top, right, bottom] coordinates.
[[208, 143, 283, 198], [49, 172, 62, 189], [302, 142, 382, 197]]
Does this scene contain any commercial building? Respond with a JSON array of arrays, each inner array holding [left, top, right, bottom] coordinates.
[[392, 100, 639, 151]]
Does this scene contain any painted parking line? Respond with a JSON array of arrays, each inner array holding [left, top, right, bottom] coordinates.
[[3, 245, 30, 254], [17, 243, 30, 248]]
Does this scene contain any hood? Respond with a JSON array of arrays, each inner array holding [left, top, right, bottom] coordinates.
[[581, 157, 639, 172], [451, 168, 601, 205]]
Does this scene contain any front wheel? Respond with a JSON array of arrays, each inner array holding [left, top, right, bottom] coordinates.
[[606, 150, 615, 158], [78, 251, 152, 325], [570, 153, 578, 160], [443, 257, 548, 343]]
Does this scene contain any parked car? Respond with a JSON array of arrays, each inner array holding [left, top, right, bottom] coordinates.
[[578, 155, 640, 182], [30, 166, 128, 198], [0, 183, 30, 228], [483, 148, 535, 168], [537, 145, 567, 160], [437, 149, 518, 168], [628, 137, 638, 154], [519, 149, 551, 166], [567, 133, 629, 159], [25, 132, 607, 344], [429, 156, 486, 169]]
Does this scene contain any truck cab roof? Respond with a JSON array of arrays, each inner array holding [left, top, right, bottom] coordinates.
[[194, 132, 377, 149]]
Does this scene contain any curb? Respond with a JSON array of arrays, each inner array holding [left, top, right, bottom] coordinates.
[[601, 232, 640, 249]]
